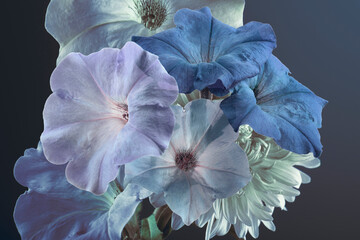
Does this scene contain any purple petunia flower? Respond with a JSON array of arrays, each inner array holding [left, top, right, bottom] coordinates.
[[40, 42, 178, 195], [14, 143, 151, 240], [132, 7, 277, 96], [125, 99, 252, 225]]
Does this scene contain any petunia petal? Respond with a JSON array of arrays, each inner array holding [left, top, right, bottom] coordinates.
[[108, 184, 151, 240], [149, 192, 166, 208], [171, 0, 245, 28], [170, 99, 229, 154], [171, 213, 185, 230], [45, 0, 150, 63], [163, 174, 216, 226], [14, 143, 125, 240], [41, 43, 177, 194], [46, 0, 247, 64], [133, 7, 276, 95], [125, 156, 178, 194], [14, 192, 110, 240], [193, 140, 251, 199], [127, 99, 251, 226], [221, 55, 327, 157]]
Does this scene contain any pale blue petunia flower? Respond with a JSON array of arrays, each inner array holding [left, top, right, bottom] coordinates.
[[221, 55, 327, 157], [133, 7, 277, 96], [40, 42, 178, 195], [125, 99, 252, 226], [45, 0, 246, 64], [14, 143, 151, 240]]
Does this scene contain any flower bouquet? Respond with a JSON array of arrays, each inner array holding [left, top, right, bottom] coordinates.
[[14, 1, 327, 239]]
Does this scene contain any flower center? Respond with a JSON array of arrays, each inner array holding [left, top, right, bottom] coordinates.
[[116, 103, 129, 121], [175, 150, 197, 172], [133, 0, 168, 31]]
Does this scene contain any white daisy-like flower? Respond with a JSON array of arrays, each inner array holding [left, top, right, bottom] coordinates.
[[45, 0, 245, 64], [196, 124, 321, 240]]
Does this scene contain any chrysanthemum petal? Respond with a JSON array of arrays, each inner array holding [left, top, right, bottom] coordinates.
[[201, 126, 322, 239]]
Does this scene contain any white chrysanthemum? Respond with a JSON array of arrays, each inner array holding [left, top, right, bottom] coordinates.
[[196, 125, 321, 240], [45, 0, 245, 64]]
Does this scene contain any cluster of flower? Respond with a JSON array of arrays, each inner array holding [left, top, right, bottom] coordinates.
[[14, 1, 327, 239]]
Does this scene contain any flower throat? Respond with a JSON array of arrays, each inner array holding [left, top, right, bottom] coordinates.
[[175, 150, 197, 172], [134, 0, 168, 31]]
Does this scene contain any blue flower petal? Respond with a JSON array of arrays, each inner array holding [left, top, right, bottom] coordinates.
[[221, 56, 327, 157], [133, 7, 276, 95], [14, 143, 149, 240]]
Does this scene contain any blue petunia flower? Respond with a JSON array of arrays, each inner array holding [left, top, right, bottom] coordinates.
[[133, 7, 277, 96], [220, 55, 327, 157], [13, 143, 151, 240]]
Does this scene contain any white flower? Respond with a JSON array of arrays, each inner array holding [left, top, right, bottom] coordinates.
[[197, 125, 321, 239], [125, 99, 251, 226], [45, 0, 245, 63]]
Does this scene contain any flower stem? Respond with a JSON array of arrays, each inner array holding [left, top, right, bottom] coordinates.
[[200, 88, 213, 100]]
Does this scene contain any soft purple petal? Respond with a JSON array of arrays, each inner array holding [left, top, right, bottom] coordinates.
[[108, 184, 151, 240], [41, 43, 177, 194], [14, 144, 111, 239]]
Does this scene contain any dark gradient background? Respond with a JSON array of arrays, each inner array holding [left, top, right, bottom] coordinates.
[[3, 0, 359, 239]]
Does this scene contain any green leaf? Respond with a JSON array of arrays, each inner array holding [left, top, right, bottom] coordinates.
[[140, 214, 163, 240], [154, 206, 172, 238], [122, 203, 142, 239]]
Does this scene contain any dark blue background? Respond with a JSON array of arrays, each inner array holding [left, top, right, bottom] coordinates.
[[3, 0, 359, 239]]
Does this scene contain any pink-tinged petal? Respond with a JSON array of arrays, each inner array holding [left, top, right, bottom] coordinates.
[[112, 124, 162, 164], [41, 43, 178, 194]]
